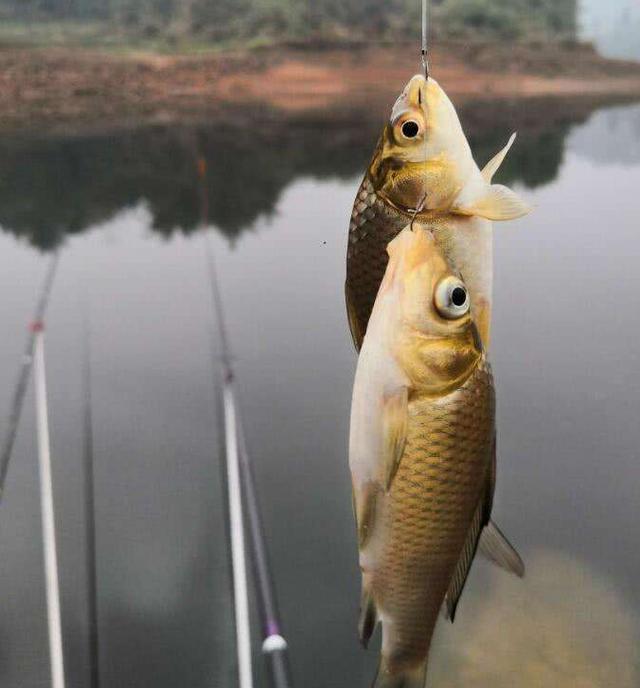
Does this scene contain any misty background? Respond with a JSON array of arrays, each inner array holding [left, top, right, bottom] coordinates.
[[581, 0, 640, 60]]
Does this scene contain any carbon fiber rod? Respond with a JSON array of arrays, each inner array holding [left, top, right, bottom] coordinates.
[[0, 252, 60, 501], [198, 155, 293, 688]]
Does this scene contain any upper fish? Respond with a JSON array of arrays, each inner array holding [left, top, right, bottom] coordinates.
[[346, 74, 530, 350]]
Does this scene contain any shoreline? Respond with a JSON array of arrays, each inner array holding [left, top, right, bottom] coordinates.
[[1, 42, 639, 134]]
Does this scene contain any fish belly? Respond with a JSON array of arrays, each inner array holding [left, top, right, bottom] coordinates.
[[369, 361, 495, 673], [346, 176, 407, 349]]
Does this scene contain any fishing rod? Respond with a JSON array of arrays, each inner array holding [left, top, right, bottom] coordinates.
[[33, 321, 67, 688], [219, 372, 254, 688], [236, 415, 291, 685], [0, 252, 60, 501], [197, 155, 252, 688], [81, 316, 101, 688], [197, 156, 293, 688]]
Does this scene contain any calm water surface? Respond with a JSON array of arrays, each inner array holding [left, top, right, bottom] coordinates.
[[0, 98, 638, 687]]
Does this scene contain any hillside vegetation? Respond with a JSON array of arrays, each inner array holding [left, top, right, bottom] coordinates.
[[0, 0, 577, 45]]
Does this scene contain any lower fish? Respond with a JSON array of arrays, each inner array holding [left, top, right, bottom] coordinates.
[[349, 224, 523, 688]]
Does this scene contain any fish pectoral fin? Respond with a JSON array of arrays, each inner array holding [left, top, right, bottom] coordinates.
[[478, 436, 525, 577], [481, 132, 517, 183], [353, 483, 378, 548], [455, 183, 531, 221], [444, 496, 485, 623], [358, 584, 377, 648], [345, 282, 364, 352], [479, 520, 525, 578], [382, 388, 409, 491]]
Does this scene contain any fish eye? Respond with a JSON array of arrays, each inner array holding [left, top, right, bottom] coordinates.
[[451, 287, 467, 307], [401, 120, 420, 139], [434, 277, 470, 319]]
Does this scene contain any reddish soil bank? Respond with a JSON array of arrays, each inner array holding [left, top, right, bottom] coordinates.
[[1, 42, 639, 132]]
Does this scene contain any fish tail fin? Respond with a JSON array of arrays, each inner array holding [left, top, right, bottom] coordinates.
[[372, 656, 429, 688]]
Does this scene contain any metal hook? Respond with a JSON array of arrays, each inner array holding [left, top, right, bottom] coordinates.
[[410, 193, 428, 232], [422, 50, 429, 80]]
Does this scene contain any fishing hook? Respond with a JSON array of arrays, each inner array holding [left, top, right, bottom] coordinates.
[[410, 193, 428, 232]]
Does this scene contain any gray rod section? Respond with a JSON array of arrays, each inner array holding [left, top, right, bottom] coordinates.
[[198, 155, 293, 688], [237, 413, 292, 683], [82, 321, 101, 688], [0, 252, 60, 501]]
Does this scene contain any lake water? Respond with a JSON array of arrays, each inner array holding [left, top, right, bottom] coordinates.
[[0, 96, 638, 687]]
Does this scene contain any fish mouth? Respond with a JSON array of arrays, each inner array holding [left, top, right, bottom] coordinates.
[[392, 74, 429, 122]]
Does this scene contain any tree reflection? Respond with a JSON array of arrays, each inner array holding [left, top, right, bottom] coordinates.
[[0, 97, 632, 250]]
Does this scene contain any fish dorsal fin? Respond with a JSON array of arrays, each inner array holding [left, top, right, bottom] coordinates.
[[478, 520, 525, 577], [382, 388, 409, 491], [455, 183, 531, 221], [454, 133, 531, 220], [482, 132, 517, 183], [444, 494, 486, 622]]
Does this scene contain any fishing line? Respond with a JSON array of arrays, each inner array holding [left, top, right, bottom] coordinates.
[[420, 0, 431, 189], [410, 193, 428, 229], [198, 157, 253, 688], [421, 0, 430, 78], [0, 251, 60, 502]]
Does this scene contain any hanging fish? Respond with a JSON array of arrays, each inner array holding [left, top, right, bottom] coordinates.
[[349, 224, 523, 688], [345, 74, 530, 350]]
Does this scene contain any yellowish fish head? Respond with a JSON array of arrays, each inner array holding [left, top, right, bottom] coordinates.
[[368, 75, 476, 214], [385, 224, 483, 394]]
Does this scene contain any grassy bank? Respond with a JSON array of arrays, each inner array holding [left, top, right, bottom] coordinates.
[[0, 41, 638, 134]]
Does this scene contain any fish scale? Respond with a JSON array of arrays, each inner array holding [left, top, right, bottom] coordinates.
[[370, 358, 494, 673], [346, 176, 408, 347]]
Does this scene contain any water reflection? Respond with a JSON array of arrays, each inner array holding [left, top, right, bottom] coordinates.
[[0, 96, 639, 688], [568, 102, 640, 165], [1, 97, 634, 250], [429, 551, 639, 687]]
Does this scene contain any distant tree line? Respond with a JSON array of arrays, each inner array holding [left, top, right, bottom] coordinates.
[[0, 0, 577, 42]]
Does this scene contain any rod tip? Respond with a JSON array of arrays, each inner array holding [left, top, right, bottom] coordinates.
[[262, 634, 288, 654]]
